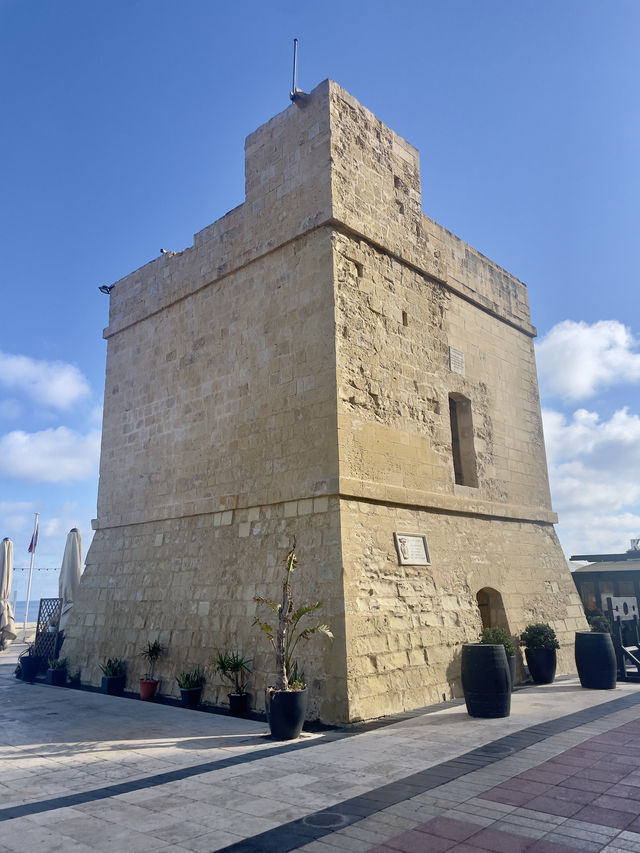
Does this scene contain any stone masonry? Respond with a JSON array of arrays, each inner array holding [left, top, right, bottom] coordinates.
[[62, 80, 587, 723]]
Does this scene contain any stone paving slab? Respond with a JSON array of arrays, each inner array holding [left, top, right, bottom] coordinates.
[[3, 642, 640, 851]]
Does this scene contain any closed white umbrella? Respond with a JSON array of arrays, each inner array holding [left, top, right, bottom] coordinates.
[[0, 538, 16, 649], [59, 527, 82, 631]]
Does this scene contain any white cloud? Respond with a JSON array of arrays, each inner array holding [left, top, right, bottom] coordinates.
[[0, 351, 91, 410], [543, 406, 640, 556], [0, 427, 101, 483], [536, 320, 640, 402], [560, 511, 640, 561]]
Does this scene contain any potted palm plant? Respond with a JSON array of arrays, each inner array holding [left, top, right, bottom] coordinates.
[[254, 539, 333, 740], [215, 651, 251, 716], [520, 623, 559, 684], [100, 657, 126, 695], [176, 666, 206, 708], [139, 640, 166, 700], [46, 658, 68, 686]]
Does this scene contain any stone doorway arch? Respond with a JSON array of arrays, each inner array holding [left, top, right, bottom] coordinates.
[[476, 586, 509, 632]]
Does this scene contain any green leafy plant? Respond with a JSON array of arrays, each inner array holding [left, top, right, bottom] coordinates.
[[99, 657, 126, 677], [480, 627, 516, 658], [215, 651, 251, 694], [587, 613, 612, 634], [139, 640, 166, 679], [48, 658, 67, 671], [176, 666, 206, 690], [254, 539, 333, 691], [519, 623, 560, 650]]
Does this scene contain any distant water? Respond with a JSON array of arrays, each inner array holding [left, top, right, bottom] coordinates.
[[11, 602, 36, 624]]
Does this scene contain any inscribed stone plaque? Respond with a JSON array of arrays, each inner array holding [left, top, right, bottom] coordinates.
[[394, 532, 430, 566], [449, 346, 465, 376]]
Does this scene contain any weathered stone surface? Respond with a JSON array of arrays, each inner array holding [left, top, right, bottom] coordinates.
[[62, 80, 587, 723]]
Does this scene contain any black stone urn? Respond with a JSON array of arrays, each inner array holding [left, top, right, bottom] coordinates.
[[525, 648, 557, 685], [180, 687, 203, 708], [575, 631, 617, 690], [461, 644, 511, 718], [266, 687, 308, 739]]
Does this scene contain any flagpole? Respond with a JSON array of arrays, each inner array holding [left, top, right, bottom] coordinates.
[[22, 512, 39, 641]]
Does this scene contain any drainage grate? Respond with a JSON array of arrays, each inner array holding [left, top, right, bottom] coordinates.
[[303, 812, 347, 828]]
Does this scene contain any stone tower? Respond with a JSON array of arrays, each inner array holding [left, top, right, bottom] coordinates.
[[62, 80, 587, 723]]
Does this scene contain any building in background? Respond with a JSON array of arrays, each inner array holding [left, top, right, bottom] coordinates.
[[62, 81, 586, 722]]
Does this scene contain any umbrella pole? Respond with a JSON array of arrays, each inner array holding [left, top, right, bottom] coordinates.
[[22, 513, 38, 642]]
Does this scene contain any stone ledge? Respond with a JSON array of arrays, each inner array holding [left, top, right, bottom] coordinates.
[[91, 480, 557, 531]]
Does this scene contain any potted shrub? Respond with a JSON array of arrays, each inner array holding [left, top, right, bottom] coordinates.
[[176, 666, 206, 708], [215, 651, 251, 716], [100, 657, 126, 695], [139, 640, 166, 700], [520, 623, 559, 684], [17, 645, 42, 681], [46, 658, 68, 686], [254, 539, 333, 740], [480, 627, 517, 686]]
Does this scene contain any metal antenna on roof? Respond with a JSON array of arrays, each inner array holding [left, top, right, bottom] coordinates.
[[290, 38, 299, 101], [289, 38, 308, 106]]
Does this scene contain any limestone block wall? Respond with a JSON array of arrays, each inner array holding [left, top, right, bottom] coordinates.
[[66, 498, 346, 721], [340, 499, 586, 722], [97, 230, 338, 530], [333, 231, 554, 517]]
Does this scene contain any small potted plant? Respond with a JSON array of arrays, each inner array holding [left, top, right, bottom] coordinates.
[[100, 657, 126, 695], [46, 658, 68, 687], [139, 640, 166, 700], [215, 651, 251, 716], [480, 627, 517, 685], [520, 623, 559, 684], [254, 539, 333, 740], [17, 645, 42, 681], [176, 666, 206, 708]]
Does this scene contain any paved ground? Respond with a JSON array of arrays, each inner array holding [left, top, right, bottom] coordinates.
[[2, 642, 640, 852]]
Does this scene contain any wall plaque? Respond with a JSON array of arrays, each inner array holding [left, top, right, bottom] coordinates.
[[394, 532, 430, 566], [449, 346, 465, 376]]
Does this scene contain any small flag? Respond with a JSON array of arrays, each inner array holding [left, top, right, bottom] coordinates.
[[28, 517, 39, 554]]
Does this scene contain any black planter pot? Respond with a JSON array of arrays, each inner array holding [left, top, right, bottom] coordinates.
[[461, 644, 511, 718], [180, 687, 203, 708], [228, 692, 249, 716], [20, 656, 42, 681], [266, 688, 308, 739], [575, 631, 617, 690], [525, 648, 557, 685], [46, 668, 67, 686], [101, 675, 125, 696], [508, 655, 516, 687]]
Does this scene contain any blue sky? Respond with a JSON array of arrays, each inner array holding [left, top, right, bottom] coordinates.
[[1, 0, 639, 599]]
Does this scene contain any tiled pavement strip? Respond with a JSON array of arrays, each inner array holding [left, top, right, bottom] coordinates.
[[3, 642, 640, 853]]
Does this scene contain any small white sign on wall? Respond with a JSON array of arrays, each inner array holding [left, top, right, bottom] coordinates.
[[449, 346, 465, 376], [394, 532, 430, 566]]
